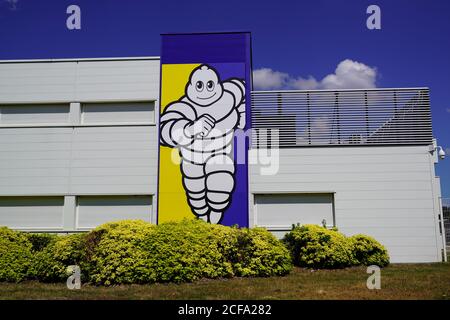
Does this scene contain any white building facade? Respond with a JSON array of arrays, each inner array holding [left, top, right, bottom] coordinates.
[[0, 57, 446, 263]]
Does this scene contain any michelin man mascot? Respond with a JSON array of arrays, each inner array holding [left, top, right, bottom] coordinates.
[[160, 64, 246, 224]]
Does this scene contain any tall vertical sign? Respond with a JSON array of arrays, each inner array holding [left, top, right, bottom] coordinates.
[[157, 32, 252, 227]]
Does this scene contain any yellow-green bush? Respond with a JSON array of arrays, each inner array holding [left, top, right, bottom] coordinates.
[[87, 220, 156, 285], [230, 227, 292, 277], [350, 234, 390, 267], [84, 219, 291, 284], [143, 220, 292, 283], [32, 233, 88, 282], [0, 227, 33, 282], [25, 233, 57, 252], [283, 224, 390, 269], [143, 219, 236, 283], [283, 224, 357, 269], [1, 220, 293, 285], [0, 221, 390, 283]]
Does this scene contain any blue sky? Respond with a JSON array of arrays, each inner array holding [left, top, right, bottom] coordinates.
[[1, 0, 449, 197]]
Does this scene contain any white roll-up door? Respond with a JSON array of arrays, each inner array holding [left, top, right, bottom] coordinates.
[[76, 195, 152, 229], [0, 196, 64, 229], [254, 193, 334, 231]]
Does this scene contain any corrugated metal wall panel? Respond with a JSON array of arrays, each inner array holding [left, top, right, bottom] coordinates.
[[70, 126, 157, 195], [0, 62, 77, 102], [249, 145, 441, 262], [0, 126, 157, 196], [0, 59, 160, 103], [0, 59, 160, 199], [0, 127, 72, 195]]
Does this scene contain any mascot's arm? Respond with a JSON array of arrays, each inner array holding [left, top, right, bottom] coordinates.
[[223, 78, 246, 129], [160, 101, 197, 147]]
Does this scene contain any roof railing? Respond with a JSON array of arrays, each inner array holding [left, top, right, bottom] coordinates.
[[251, 87, 433, 148]]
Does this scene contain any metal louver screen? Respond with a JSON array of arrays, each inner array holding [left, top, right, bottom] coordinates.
[[251, 88, 432, 148]]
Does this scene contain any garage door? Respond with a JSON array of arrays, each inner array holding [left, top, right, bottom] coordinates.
[[76, 195, 152, 229], [254, 193, 334, 231], [0, 196, 64, 229]]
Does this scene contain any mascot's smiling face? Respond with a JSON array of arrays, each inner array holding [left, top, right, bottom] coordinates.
[[186, 65, 223, 106]]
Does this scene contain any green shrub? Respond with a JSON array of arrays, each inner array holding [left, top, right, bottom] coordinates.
[[144, 219, 236, 283], [0, 221, 390, 284], [1, 219, 294, 285], [0, 227, 33, 282], [350, 234, 390, 267], [87, 219, 292, 285], [230, 227, 292, 277], [25, 233, 57, 252], [32, 233, 88, 282], [142, 220, 292, 283], [87, 219, 240, 284], [87, 220, 156, 285], [283, 224, 356, 269]]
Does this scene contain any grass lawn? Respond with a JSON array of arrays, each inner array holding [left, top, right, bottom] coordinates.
[[0, 264, 449, 300]]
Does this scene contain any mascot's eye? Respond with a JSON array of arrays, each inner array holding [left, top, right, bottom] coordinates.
[[206, 80, 215, 91], [195, 81, 204, 92]]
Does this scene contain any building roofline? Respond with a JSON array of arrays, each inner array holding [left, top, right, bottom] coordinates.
[[0, 58, 430, 94], [0, 56, 160, 64]]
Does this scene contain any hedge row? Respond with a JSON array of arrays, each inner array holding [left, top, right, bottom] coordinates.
[[283, 224, 389, 269], [0, 220, 292, 284], [0, 220, 389, 284]]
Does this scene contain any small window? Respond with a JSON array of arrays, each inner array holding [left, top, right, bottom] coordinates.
[[81, 102, 154, 124], [0, 104, 70, 125], [0, 196, 64, 229], [76, 195, 152, 229]]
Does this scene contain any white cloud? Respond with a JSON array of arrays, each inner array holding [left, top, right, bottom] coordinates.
[[290, 76, 319, 90], [252, 68, 290, 90], [446, 108, 450, 113], [253, 59, 377, 90], [319, 59, 377, 89]]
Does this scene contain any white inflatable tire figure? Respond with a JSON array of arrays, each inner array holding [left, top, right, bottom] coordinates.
[[181, 160, 209, 217], [160, 102, 197, 147], [159, 65, 246, 224], [204, 154, 235, 223]]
